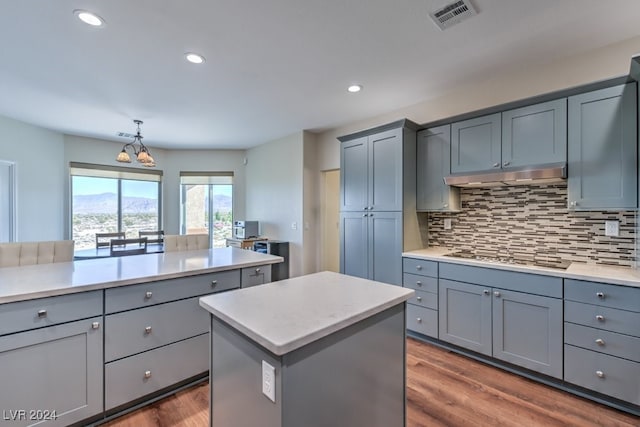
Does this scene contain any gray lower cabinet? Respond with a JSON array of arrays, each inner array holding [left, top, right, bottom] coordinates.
[[402, 258, 438, 338], [341, 211, 402, 285], [563, 279, 640, 405], [451, 113, 502, 174], [416, 125, 460, 212], [438, 265, 563, 378], [568, 82, 638, 210], [0, 317, 103, 427], [241, 264, 272, 287]]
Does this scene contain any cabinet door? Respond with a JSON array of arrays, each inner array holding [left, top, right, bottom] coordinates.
[[502, 98, 567, 169], [0, 318, 103, 427], [368, 128, 403, 211], [492, 290, 563, 378], [339, 212, 369, 279], [368, 211, 402, 285], [568, 83, 638, 210], [340, 136, 368, 211], [417, 125, 458, 211], [438, 279, 492, 355], [451, 113, 501, 174]]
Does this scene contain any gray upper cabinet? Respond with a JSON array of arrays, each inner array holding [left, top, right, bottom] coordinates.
[[568, 82, 638, 210], [340, 128, 403, 212], [416, 125, 460, 211], [501, 98, 567, 168], [451, 113, 501, 174]]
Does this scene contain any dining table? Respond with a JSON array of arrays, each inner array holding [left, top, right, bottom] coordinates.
[[73, 243, 164, 260]]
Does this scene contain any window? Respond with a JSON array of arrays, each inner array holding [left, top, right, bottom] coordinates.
[[0, 160, 16, 242], [70, 162, 162, 250], [180, 172, 233, 248]]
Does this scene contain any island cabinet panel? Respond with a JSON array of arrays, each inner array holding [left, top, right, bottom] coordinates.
[[501, 98, 567, 168], [438, 264, 563, 378], [451, 113, 502, 174], [105, 269, 240, 314], [568, 82, 638, 210], [416, 125, 460, 212], [105, 333, 208, 411], [105, 296, 209, 362], [0, 317, 103, 427], [241, 264, 272, 288]]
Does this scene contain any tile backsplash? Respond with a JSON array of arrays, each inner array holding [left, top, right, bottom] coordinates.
[[423, 184, 637, 267]]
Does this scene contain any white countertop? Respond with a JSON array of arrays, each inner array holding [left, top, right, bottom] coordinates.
[[403, 248, 640, 288], [0, 247, 283, 304], [199, 271, 414, 356]]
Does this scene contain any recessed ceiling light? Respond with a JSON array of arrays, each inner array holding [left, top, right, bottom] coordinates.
[[348, 85, 362, 93], [185, 52, 206, 64], [73, 10, 105, 27]]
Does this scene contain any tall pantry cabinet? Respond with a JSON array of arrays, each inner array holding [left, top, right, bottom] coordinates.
[[338, 120, 421, 286]]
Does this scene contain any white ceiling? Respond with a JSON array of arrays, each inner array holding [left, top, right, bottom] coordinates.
[[0, 0, 639, 149]]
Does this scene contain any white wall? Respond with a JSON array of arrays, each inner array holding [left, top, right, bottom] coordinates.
[[0, 116, 65, 241], [303, 131, 319, 274], [245, 132, 304, 277]]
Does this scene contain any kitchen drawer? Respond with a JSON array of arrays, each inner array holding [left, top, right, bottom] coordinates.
[[105, 333, 209, 410], [565, 301, 640, 337], [565, 322, 640, 363], [105, 269, 240, 313], [564, 344, 640, 405], [403, 273, 437, 293], [105, 297, 208, 362], [0, 291, 102, 336], [439, 263, 562, 298], [408, 289, 438, 310], [402, 258, 438, 278], [406, 304, 438, 338], [241, 264, 271, 288], [565, 279, 640, 312]]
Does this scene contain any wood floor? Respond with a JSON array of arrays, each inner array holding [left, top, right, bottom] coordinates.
[[104, 338, 639, 427]]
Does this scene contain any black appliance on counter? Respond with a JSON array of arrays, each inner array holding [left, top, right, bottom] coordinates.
[[254, 240, 289, 281]]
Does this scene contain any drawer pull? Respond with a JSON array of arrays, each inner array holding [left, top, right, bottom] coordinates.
[[144, 370, 152, 379], [493, 291, 501, 298], [144, 291, 153, 299], [255, 268, 261, 273], [596, 292, 605, 299], [596, 315, 605, 322], [483, 290, 490, 296], [37, 309, 47, 318], [595, 370, 605, 379], [416, 317, 422, 323], [211, 280, 218, 286], [416, 281, 422, 287], [416, 265, 422, 271], [92, 322, 100, 330], [144, 326, 152, 334], [416, 296, 422, 302], [595, 338, 605, 346]]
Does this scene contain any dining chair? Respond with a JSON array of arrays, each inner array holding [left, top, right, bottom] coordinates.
[[96, 232, 126, 248], [138, 230, 164, 244], [109, 237, 148, 257], [164, 234, 210, 252], [0, 240, 74, 267]]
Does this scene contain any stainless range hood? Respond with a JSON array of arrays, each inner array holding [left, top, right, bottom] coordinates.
[[444, 163, 567, 187]]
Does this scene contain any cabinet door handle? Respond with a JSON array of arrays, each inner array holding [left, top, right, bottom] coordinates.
[[144, 370, 152, 379], [443, 203, 448, 208], [362, 213, 368, 217], [363, 206, 369, 210], [368, 206, 373, 210], [595, 370, 605, 378], [596, 315, 605, 322], [493, 291, 501, 297], [255, 268, 261, 273], [92, 322, 100, 330], [416, 281, 422, 287], [416, 317, 422, 323], [37, 309, 47, 318], [483, 290, 490, 296], [211, 280, 218, 287], [569, 201, 578, 207], [596, 292, 605, 299], [595, 338, 605, 346], [416, 265, 422, 270], [144, 326, 152, 334], [416, 296, 422, 302], [503, 161, 510, 167], [145, 291, 153, 299], [492, 162, 500, 168]]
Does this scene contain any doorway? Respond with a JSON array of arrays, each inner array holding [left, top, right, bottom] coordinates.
[[321, 169, 340, 272]]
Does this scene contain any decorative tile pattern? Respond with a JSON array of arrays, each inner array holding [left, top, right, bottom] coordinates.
[[424, 184, 637, 267]]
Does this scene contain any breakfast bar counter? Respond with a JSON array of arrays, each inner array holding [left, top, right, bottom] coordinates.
[[199, 271, 414, 427]]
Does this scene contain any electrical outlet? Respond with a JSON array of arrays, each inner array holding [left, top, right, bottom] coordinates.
[[605, 220, 619, 237], [444, 218, 452, 230], [291, 222, 297, 230], [262, 360, 276, 402]]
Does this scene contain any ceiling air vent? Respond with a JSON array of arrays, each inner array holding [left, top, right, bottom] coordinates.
[[116, 132, 134, 138], [429, 0, 477, 30]]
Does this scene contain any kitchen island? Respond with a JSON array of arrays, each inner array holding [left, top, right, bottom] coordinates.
[[199, 271, 414, 427], [0, 247, 282, 427]]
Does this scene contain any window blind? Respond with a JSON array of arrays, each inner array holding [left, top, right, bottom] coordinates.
[[70, 162, 162, 182], [179, 171, 233, 185]]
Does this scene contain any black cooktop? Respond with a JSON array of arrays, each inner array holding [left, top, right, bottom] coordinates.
[[443, 251, 570, 270]]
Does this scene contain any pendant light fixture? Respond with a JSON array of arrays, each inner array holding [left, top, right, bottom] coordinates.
[[116, 120, 156, 167]]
